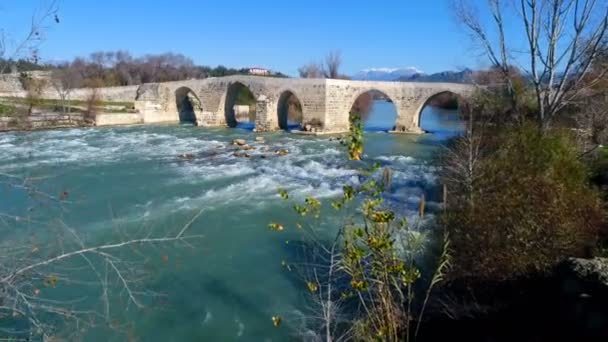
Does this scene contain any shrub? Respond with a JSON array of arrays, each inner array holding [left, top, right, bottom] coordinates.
[[442, 123, 605, 281], [271, 171, 450, 341], [19, 72, 48, 115], [83, 87, 101, 123], [0, 103, 17, 116]]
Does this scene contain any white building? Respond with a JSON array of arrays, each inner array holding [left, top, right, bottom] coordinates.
[[248, 67, 270, 76]]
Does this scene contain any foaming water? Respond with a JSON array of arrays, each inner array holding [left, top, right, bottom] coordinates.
[[0, 104, 460, 341]]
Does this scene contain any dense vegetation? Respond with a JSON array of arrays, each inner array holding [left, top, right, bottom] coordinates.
[[442, 121, 605, 281], [2, 51, 287, 87]]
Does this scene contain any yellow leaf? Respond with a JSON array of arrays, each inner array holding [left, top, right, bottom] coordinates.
[[306, 281, 319, 292], [268, 223, 284, 231], [272, 316, 282, 327]]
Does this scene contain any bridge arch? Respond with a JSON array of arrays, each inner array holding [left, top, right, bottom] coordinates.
[[224, 81, 257, 128], [348, 88, 400, 131], [276, 89, 304, 131], [175, 86, 203, 125], [415, 90, 463, 131]]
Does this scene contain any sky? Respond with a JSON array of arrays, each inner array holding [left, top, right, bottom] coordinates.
[[2, 0, 504, 76]]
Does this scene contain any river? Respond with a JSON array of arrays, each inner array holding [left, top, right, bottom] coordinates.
[[0, 101, 462, 341]]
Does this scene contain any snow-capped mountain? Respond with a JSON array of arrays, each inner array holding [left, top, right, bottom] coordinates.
[[352, 67, 423, 81]]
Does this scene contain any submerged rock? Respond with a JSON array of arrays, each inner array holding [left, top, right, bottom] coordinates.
[[275, 149, 289, 156], [232, 139, 247, 146], [241, 144, 254, 150], [255, 137, 265, 143], [178, 153, 195, 160]]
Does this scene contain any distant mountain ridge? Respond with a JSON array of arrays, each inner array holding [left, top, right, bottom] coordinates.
[[352, 67, 423, 81], [352, 67, 474, 84], [401, 68, 474, 83]]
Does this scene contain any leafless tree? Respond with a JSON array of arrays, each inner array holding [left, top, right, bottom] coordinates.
[[299, 62, 325, 79], [324, 50, 343, 79], [0, 0, 59, 74], [350, 92, 374, 121], [0, 173, 204, 340], [299, 50, 348, 80], [454, 0, 608, 129], [51, 67, 82, 113], [440, 94, 492, 209], [20, 73, 48, 115], [575, 90, 608, 152], [84, 85, 101, 123], [287, 230, 352, 342]]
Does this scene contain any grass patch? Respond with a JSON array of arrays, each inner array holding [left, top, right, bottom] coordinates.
[[0, 103, 18, 117]]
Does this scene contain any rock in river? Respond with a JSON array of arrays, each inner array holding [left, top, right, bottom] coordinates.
[[275, 149, 289, 156], [232, 139, 247, 146]]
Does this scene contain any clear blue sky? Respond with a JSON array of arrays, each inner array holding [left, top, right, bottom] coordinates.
[[4, 0, 501, 76]]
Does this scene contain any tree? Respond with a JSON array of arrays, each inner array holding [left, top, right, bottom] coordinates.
[[575, 46, 608, 150], [455, 0, 608, 129], [20, 72, 47, 115], [299, 62, 325, 78], [298, 50, 346, 79], [0, 174, 204, 340], [324, 50, 342, 79], [51, 66, 82, 113], [0, 1, 59, 74]]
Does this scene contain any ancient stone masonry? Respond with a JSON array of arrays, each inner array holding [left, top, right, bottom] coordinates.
[[134, 75, 475, 134], [1, 73, 474, 133]]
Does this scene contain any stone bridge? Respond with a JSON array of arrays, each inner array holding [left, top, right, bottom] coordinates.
[[134, 75, 475, 134]]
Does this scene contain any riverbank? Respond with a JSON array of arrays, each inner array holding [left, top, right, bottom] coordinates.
[[0, 112, 145, 132], [418, 257, 608, 341]]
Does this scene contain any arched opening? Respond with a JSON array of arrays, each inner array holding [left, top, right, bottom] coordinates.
[[224, 82, 256, 129], [175, 87, 202, 125], [277, 91, 303, 131], [418, 91, 463, 134], [350, 90, 397, 132]]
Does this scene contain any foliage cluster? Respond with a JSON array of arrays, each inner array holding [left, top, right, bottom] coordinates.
[[442, 122, 605, 281], [270, 124, 450, 341], [272, 170, 449, 341]]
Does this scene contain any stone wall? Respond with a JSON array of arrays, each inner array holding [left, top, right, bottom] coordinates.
[[0, 74, 24, 92], [0, 71, 50, 92], [0, 112, 87, 132], [95, 113, 143, 126], [0, 71, 139, 103]]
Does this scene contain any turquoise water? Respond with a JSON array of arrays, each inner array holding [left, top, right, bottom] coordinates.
[[0, 103, 461, 341]]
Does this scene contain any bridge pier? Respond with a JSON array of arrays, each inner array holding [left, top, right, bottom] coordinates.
[[253, 95, 278, 132], [393, 104, 425, 134]]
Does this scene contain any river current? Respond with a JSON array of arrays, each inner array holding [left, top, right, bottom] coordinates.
[[0, 101, 461, 341]]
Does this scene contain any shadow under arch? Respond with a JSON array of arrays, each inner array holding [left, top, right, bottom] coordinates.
[[224, 82, 256, 128], [276, 90, 304, 131], [175, 87, 202, 125], [349, 89, 399, 132], [416, 91, 463, 134]]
